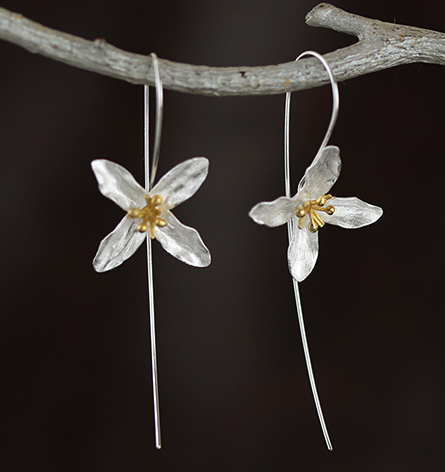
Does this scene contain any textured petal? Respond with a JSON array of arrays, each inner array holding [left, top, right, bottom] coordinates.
[[249, 196, 294, 227], [155, 211, 211, 267], [323, 197, 383, 229], [91, 160, 146, 211], [287, 219, 319, 282], [297, 146, 341, 200], [93, 216, 146, 272], [151, 157, 209, 210]]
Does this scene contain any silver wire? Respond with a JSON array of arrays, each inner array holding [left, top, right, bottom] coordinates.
[[144, 55, 163, 449], [284, 50, 339, 451], [149, 52, 164, 189]]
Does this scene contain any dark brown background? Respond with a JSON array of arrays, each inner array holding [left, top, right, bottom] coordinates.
[[0, 1, 444, 471]]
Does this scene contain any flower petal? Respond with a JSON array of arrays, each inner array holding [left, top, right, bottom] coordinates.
[[155, 211, 211, 267], [288, 219, 319, 282], [249, 196, 294, 227], [297, 145, 341, 199], [93, 216, 146, 272], [151, 157, 209, 210], [323, 197, 383, 228], [91, 160, 146, 211]]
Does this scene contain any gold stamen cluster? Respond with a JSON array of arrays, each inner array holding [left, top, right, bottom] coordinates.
[[127, 194, 166, 239], [295, 194, 335, 233]]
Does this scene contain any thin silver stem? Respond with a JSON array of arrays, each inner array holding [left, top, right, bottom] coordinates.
[[284, 50, 338, 451], [144, 83, 162, 449], [292, 278, 332, 450]]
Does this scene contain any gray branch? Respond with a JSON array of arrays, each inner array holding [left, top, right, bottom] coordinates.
[[0, 3, 444, 96]]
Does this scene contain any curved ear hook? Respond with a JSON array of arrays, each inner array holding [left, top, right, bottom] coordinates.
[[284, 51, 339, 198], [145, 52, 164, 191], [284, 51, 338, 451]]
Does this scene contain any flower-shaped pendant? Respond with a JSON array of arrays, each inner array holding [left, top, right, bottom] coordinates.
[[92, 157, 211, 272], [249, 145, 383, 281]]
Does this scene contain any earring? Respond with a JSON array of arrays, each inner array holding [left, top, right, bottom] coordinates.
[[91, 53, 211, 449], [249, 51, 383, 450]]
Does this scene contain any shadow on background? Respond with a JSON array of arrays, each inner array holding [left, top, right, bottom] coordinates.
[[0, 0, 444, 471]]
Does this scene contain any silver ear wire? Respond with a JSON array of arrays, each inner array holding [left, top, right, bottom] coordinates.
[[145, 52, 164, 449], [146, 52, 164, 191], [284, 51, 338, 451], [284, 51, 339, 199]]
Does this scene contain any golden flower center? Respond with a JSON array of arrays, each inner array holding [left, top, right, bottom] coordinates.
[[126, 194, 166, 239], [295, 194, 335, 233]]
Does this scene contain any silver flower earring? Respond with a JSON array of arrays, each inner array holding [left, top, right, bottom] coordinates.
[[91, 53, 211, 449], [249, 51, 383, 450]]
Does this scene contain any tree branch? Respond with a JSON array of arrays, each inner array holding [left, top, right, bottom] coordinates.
[[0, 3, 444, 96]]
